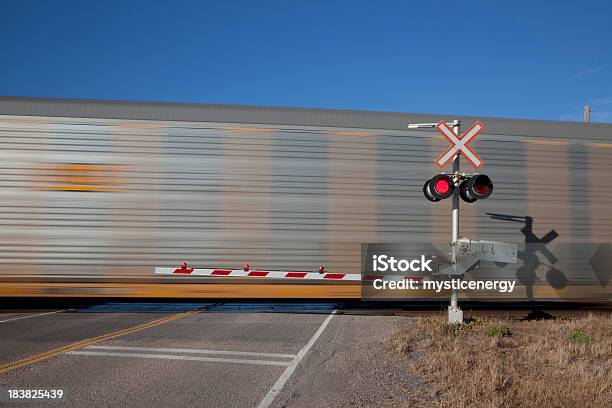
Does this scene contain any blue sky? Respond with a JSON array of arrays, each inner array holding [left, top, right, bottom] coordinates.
[[1, 1, 611, 122]]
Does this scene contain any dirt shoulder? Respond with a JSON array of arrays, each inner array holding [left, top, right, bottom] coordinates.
[[390, 313, 612, 408]]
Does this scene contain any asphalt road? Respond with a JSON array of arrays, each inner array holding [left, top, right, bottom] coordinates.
[[0, 303, 422, 408]]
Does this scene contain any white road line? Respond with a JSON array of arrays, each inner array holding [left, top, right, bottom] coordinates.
[[256, 310, 337, 408], [0, 310, 64, 323], [85, 345, 296, 359], [66, 351, 291, 366]]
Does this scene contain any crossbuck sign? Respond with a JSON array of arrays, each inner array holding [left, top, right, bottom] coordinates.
[[435, 121, 485, 169]]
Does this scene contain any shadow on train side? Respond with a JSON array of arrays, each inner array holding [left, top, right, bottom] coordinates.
[[487, 213, 566, 301], [590, 243, 612, 288]]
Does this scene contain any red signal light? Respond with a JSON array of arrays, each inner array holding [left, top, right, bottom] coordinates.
[[181, 262, 188, 270], [243, 263, 250, 271], [423, 173, 455, 202], [318, 265, 326, 274], [434, 178, 451, 194]]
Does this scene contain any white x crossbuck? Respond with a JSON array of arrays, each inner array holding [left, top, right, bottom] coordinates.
[[435, 121, 485, 169]]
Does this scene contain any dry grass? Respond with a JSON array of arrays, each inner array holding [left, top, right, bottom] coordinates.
[[391, 313, 612, 408]]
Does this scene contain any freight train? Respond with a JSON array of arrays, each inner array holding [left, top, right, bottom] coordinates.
[[0, 96, 610, 301]]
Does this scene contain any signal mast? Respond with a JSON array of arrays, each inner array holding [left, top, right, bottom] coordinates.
[[408, 120, 493, 323]]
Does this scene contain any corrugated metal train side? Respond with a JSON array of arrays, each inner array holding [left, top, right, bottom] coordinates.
[[0, 108, 610, 300]]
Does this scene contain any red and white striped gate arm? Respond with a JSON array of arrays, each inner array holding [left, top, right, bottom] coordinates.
[[154, 263, 425, 282]]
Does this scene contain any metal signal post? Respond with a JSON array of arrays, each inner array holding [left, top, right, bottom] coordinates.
[[449, 120, 462, 323]]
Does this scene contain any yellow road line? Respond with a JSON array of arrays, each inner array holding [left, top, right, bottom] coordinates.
[[0, 310, 198, 375]]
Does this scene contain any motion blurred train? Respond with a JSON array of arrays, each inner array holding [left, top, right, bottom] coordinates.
[[0, 96, 610, 301]]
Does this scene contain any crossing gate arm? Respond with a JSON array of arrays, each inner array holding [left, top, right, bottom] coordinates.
[[155, 266, 428, 282]]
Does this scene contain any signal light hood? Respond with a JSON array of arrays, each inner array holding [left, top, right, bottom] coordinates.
[[460, 174, 493, 203]]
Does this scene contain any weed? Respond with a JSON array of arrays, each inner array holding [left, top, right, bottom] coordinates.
[[568, 329, 592, 343], [486, 323, 512, 337]]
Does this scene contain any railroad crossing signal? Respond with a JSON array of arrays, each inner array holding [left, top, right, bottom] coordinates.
[[408, 119, 495, 324], [436, 120, 485, 169]]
